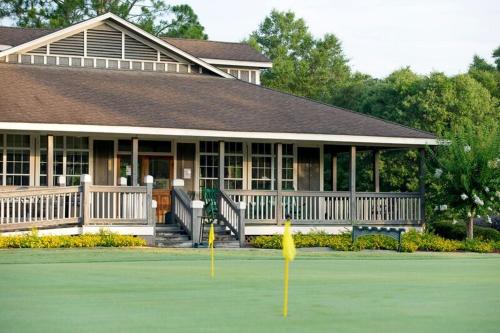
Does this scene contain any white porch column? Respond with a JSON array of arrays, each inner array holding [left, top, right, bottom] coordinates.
[[219, 141, 224, 190], [276, 143, 283, 224], [373, 149, 380, 192], [132, 137, 138, 186], [332, 151, 338, 192], [47, 135, 54, 187], [349, 146, 356, 222], [418, 148, 425, 225]]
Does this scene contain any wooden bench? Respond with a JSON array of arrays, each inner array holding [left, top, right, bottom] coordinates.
[[352, 226, 406, 251]]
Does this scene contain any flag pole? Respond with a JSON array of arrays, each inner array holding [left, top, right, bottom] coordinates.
[[283, 258, 290, 317], [282, 215, 296, 318]]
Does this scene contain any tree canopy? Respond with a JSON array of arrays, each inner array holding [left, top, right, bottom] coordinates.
[[0, 0, 208, 39], [247, 10, 351, 103]]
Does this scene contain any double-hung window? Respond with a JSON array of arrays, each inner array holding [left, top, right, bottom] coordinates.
[[199, 141, 219, 190], [282, 144, 294, 190], [224, 142, 243, 190], [251, 143, 273, 190], [1, 134, 31, 186]]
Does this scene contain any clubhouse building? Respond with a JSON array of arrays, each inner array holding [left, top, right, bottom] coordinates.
[[0, 13, 437, 245]]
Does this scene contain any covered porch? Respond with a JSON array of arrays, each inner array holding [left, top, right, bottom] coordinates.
[[0, 131, 427, 240]]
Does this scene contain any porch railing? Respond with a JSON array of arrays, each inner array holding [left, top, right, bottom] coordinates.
[[171, 180, 203, 246], [356, 192, 421, 224], [226, 190, 422, 225], [0, 186, 81, 231], [0, 174, 156, 232], [218, 190, 246, 247]]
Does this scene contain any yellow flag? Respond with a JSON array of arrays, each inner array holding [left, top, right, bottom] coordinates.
[[208, 223, 215, 247], [282, 221, 296, 261]]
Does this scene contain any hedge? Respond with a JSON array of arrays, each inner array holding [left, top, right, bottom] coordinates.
[[431, 221, 500, 242], [0, 230, 146, 248], [250, 230, 499, 253]]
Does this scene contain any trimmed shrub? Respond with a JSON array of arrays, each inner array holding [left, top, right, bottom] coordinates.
[[352, 235, 398, 251], [250, 230, 496, 253], [460, 239, 494, 253], [431, 221, 500, 242], [0, 229, 146, 248]]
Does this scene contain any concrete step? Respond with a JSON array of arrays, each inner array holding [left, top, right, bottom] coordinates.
[[156, 235, 190, 242], [156, 226, 183, 232], [156, 231, 187, 237], [156, 241, 193, 248]]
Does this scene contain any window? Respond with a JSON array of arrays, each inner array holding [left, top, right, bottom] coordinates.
[[282, 144, 294, 190], [200, 141, 219, 190], [224, 142, 243, 190], [2, 134, 31, 186], [138, 140, 171, 153], [251, 143, 273, 190], [40, 136, 89, 186]]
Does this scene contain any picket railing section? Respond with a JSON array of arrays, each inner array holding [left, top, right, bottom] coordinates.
[[356, 192, 421, 224], [89, 186, 149, 224], [171, 180, 204, 246], [226, 190, 422, 225], [219, 191, 246, 247], [0, 187, 81, 230], [0, 174, 156, 231], [172, 187, 194, 236], [282, 192, 350, 223]]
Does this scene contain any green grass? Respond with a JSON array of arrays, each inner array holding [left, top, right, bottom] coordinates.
[[0, 249, 499, 333]]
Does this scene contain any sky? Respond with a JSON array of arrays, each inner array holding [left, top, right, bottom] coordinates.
[[167, 0, 500, 78], [1, 0, 498, 78]]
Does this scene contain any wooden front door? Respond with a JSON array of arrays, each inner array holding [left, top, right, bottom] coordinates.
[[297, 147, 321, 191], [139, 156, 173, 223], [93, 140, 115, 185]]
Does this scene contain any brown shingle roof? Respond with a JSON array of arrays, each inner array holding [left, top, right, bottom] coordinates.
[[0, 64, 434, 139], [162, 37, 271, 63], [0, 26, 54, 47]]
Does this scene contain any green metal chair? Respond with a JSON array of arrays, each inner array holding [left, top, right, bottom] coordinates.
[[198, 187, 220, 246]]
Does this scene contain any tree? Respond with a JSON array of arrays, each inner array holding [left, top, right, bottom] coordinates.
[[467, 51, 500, 101], [428, 124, 499, 239], [0, 0, 207, 39], [247, 10, 350, 102]]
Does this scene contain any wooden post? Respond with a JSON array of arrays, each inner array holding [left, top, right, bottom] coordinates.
[[237, 201, 246, 247], [276, 143, 283, 224], [219, 141, 224, 190], [332, 152, 337, 192], [144, 175, 154, 225], [191, 200, 204, 247], [132, 138, 139, 186], [373, 149, 380, 192], [418, 148, 425, 226], [349, 146, 356, 223], [47, 135, 54, 187], [80, 174, 92, 225]]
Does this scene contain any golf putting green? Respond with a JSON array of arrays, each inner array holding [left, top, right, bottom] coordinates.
[[0, 248, 498, 333]]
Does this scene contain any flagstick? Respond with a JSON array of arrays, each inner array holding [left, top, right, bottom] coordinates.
[[283, 258, 289, 318], [210, 244, 215, 279]]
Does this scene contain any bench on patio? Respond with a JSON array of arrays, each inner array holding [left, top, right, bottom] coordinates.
[[352, 226, 406, 251]]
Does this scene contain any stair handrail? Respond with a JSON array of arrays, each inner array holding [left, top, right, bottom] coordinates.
[[172, 180, 202, 247], [219, 190, 247, 247]]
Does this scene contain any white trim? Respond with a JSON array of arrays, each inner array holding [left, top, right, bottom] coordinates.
[[0, 123, 439, 146], [245, 225, 422, 235], [201, 58, 273, 68], [0, 13, 233, 79], [0, 226, 154, 236]]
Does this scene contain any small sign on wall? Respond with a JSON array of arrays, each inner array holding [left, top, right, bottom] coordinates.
[[183, 168, 192, 179]]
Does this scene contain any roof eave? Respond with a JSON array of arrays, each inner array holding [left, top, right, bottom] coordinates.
[[201, 58, 273, 68], [0, 122, 439, 146]]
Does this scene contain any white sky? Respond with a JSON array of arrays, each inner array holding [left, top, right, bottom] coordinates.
[[1, 0, 498, 77], [169, 0, 500, 78]]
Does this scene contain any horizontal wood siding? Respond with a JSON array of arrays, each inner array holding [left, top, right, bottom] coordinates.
[[50, 32, 84, 56]]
